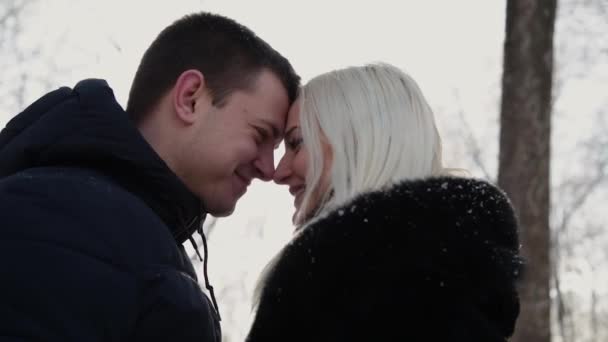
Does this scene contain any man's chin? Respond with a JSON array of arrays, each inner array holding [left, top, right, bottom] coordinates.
[[206, 202, 236, 217]]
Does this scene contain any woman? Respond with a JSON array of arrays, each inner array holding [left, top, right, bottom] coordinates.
[[246, 63, 523, 341]]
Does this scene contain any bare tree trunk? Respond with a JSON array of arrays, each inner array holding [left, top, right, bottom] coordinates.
[[498, 1, 557, 341], [590, 289, 598, 342]]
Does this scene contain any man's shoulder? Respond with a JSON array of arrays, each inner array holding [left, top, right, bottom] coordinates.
[[0, 167, 166, 239], [1, 166, 136, 205]]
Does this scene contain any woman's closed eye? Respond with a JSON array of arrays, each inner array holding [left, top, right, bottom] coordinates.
[[286, 136, 302, 151]]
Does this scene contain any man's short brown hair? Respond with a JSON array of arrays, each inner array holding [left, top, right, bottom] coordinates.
[[127, 12, 300, 122]]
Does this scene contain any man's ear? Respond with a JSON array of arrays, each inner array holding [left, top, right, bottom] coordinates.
[[172, 69, 211, 124]]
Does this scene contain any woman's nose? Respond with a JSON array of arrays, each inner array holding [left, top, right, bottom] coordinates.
[[273, 153, 292, 185]]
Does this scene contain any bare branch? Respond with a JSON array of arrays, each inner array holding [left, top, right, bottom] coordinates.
[[0, 1, 29, 26], [188, 216, 219, 262], [553, 267, 570, 342], [451, 90, 493, 180], [557, 169, 607, 234]]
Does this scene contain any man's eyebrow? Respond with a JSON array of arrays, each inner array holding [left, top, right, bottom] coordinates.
[[260, 119, 283, 142]]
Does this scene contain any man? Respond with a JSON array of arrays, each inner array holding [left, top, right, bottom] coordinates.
[[0, 12, 299, 341]]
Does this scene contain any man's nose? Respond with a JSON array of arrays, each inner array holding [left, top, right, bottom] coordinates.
[[254, 148, 275, 182]]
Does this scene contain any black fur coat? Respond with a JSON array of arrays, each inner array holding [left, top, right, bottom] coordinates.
[[247, 177, 522, 342]]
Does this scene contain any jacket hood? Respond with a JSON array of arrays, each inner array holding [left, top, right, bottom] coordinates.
[[0, 79, 203, 243]]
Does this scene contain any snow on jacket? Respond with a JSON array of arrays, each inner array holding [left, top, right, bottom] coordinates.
[[248, 177, 522, 342]]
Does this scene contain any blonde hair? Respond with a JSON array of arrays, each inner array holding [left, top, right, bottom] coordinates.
[[295, 63, 448, 224], [253, 63, 462, 306]]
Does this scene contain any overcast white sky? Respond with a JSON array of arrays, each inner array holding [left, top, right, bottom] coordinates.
[[2, 0, 607, 338]]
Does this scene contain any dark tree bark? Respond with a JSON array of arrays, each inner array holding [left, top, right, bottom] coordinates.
[[498, 0, 557, 341]]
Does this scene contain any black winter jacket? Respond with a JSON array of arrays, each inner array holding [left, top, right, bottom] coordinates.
[[247, 177, 522, 342], [0, 80, 221, 341]]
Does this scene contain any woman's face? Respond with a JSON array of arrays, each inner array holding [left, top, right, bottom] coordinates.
[[273, 97, 333, 223]]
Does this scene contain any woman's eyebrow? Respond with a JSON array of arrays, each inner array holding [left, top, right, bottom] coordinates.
[[284, 126, 299, 138]]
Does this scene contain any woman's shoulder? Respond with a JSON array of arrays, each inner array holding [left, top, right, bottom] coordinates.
[[271, 176, 519, 295], [270, 176, 520, 287], [294, 176, 517, 248], [254, 176, 522, 341]]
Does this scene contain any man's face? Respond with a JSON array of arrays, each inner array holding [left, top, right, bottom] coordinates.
[[178, 70, 289, 216]]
